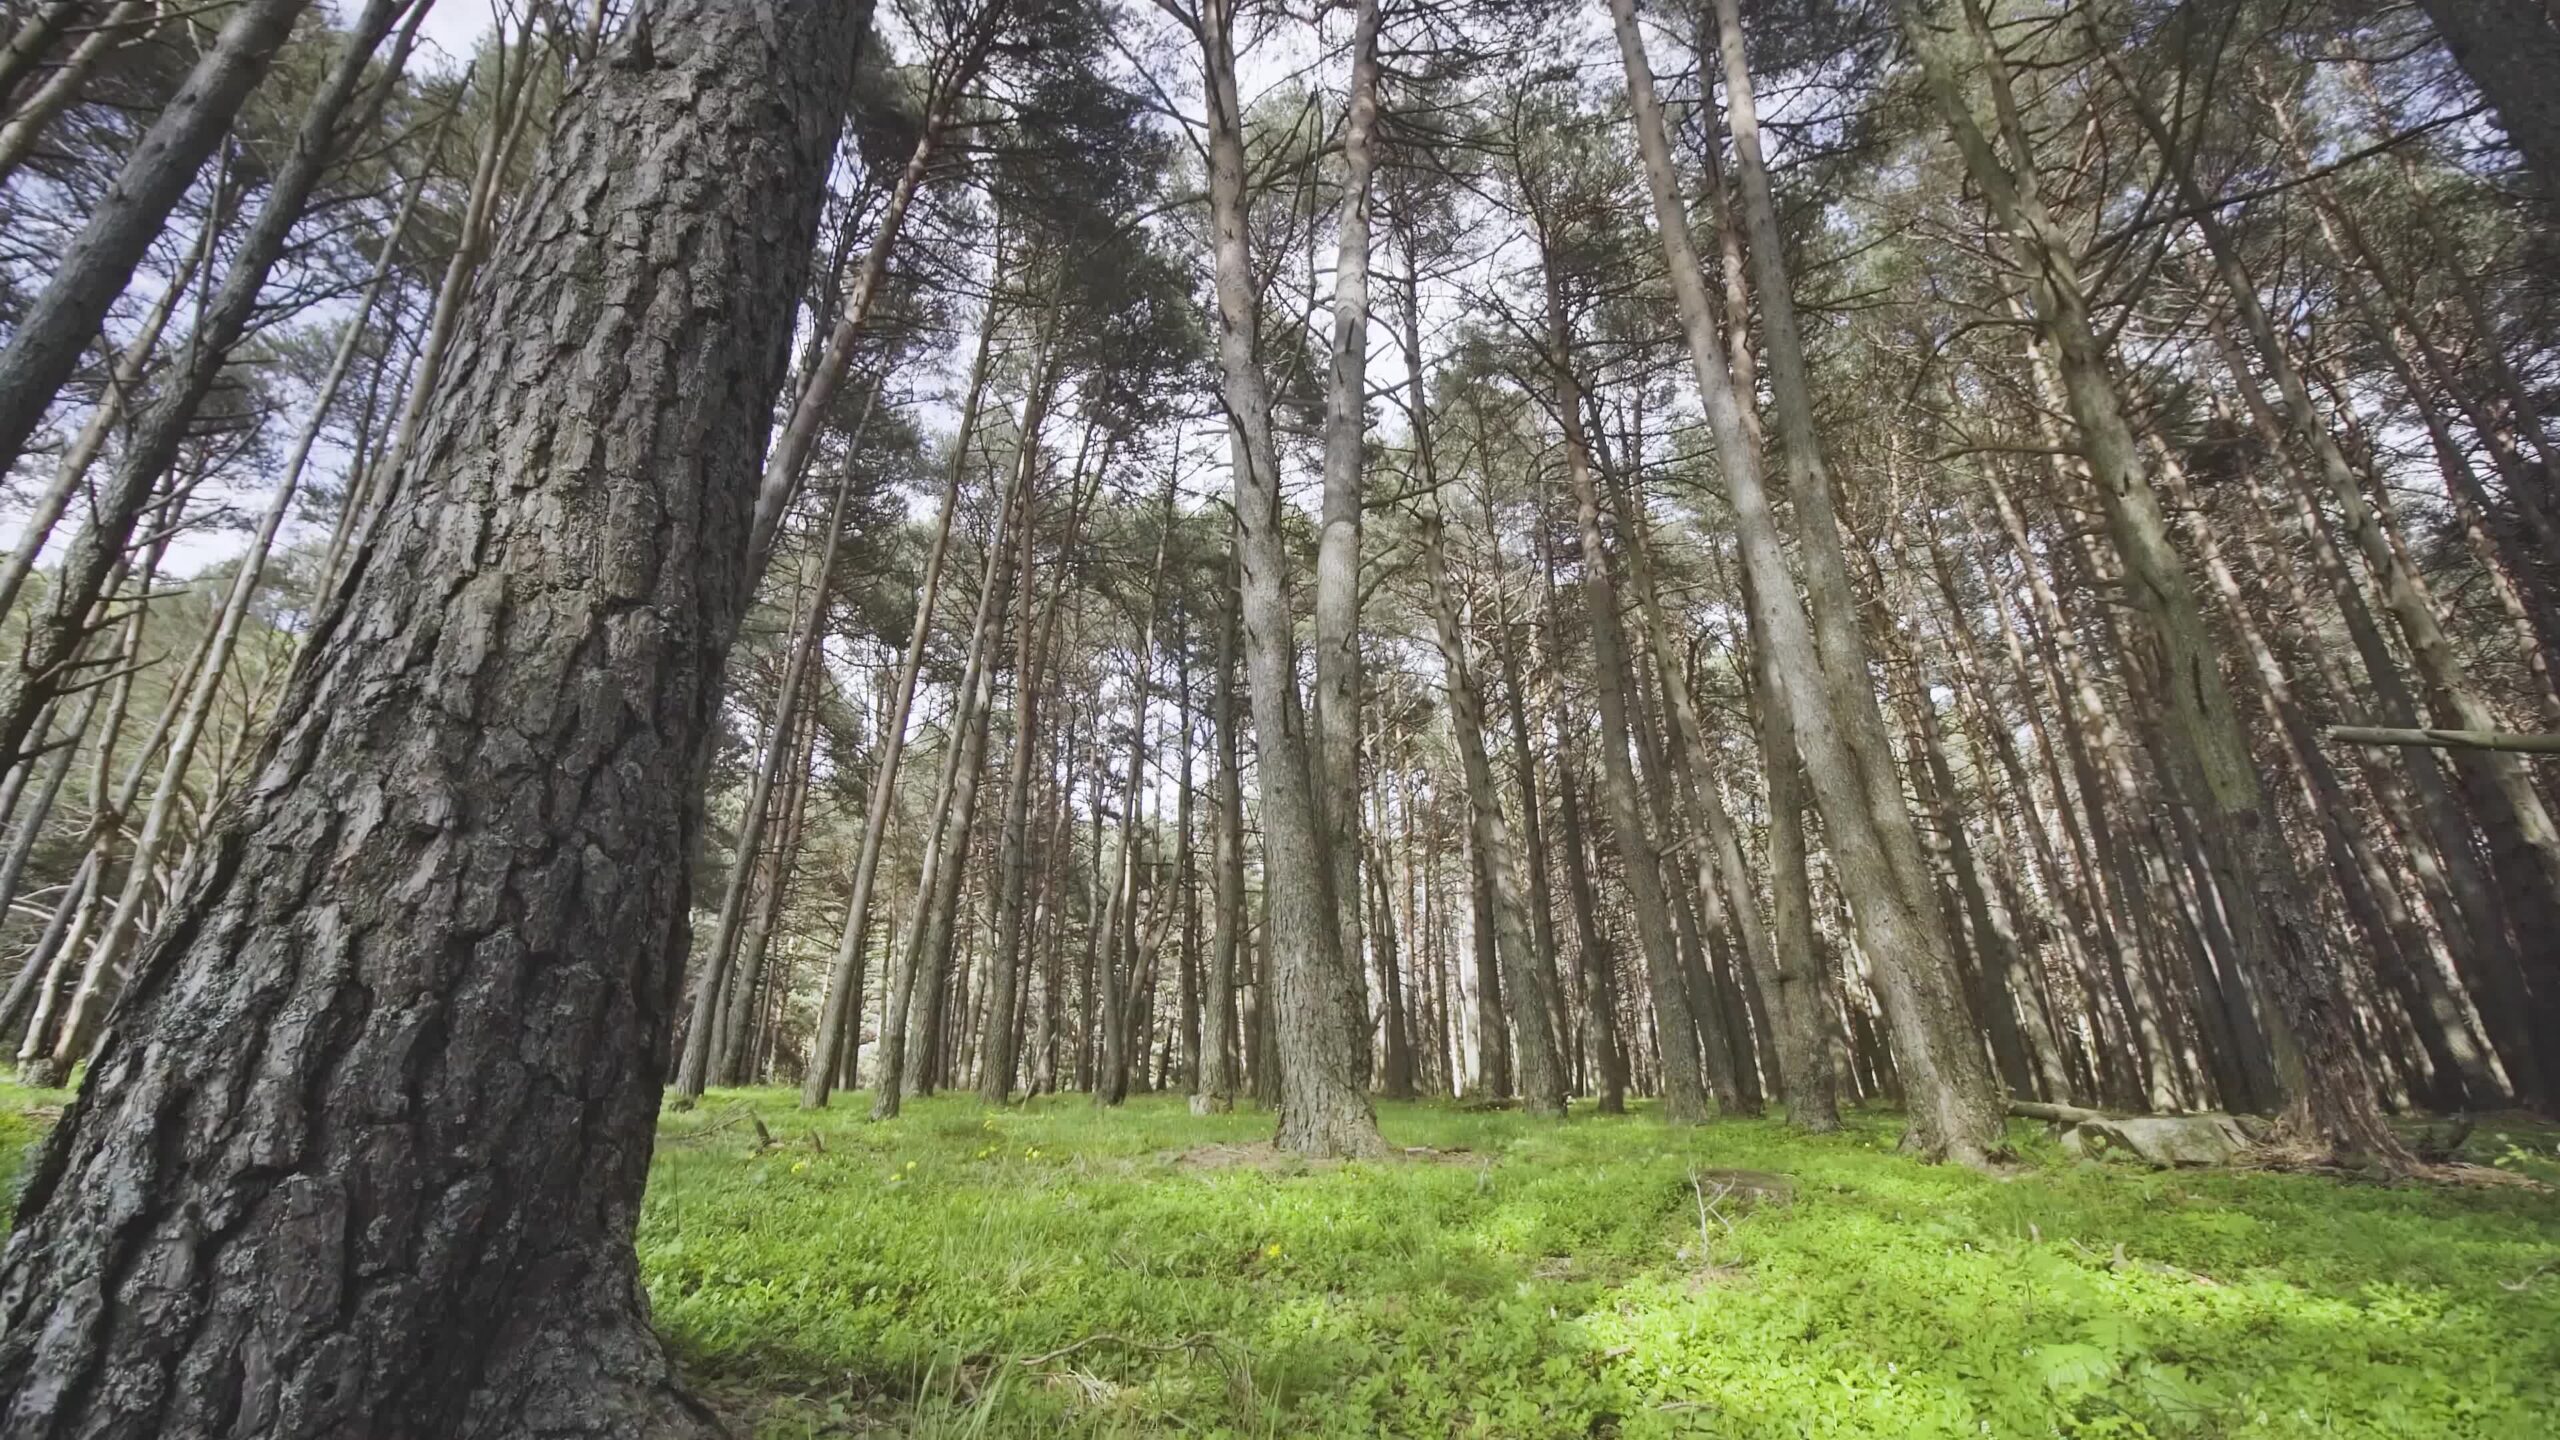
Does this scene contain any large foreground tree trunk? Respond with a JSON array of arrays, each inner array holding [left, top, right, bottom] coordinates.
[[0, 3, 860, 1433], [2411, 0, 2560, 202]]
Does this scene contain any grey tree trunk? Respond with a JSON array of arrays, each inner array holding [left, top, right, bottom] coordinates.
[[1198, 0, 1384, 1158], [1422, 506, 1566, 1117], [1612, 0, 2001, 1161], [320, 28, 542, 596], [1538, 493, 1626, 1112], [0, 0, 310, 478], [1311, 0, 1384, 1089], [0, 2, 859, 1433], [1746, 584, 1841, 1131], [1901, 0, 2404, 1165], [1193, 540, 1244, 1113]]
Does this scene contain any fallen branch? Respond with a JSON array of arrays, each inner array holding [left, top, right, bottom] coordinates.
[[2008, 1099, 2120, 1125], [2324, 725, 2560, 756]]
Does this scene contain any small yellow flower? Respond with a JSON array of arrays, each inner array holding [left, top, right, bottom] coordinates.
[[905, 1160, 917, 1171], [791, 1160, 809, 1174], [1264, 1242, 1283, 1260]]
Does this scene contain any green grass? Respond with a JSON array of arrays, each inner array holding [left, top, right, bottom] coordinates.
[[1, 1082, 2554, 1436]]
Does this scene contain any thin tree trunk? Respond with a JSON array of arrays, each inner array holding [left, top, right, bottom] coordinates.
[[1311, 0, 1383, 1091], [1422, 504, 1566, 1116], [677, 402, 873, 1101], [1612, 0, 2000, 1158], [0, 211, 203, 627], [1194, 540, 1245, 1113], [0, 0, 312, 478], [981, 438, 1100, 1103], [799, 301, 1008, 1108], [1903, 0, 2404, 1165], [875, 445, 1032, 1119]]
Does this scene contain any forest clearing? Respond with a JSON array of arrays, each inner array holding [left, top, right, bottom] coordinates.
[[3, 0, 2559, 1433]]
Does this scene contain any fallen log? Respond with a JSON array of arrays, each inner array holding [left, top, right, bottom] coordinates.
[[2008, 1099, 2268, 1167]]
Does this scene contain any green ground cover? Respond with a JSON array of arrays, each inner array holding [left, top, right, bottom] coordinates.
[[2, 1083, 2552, 1437]]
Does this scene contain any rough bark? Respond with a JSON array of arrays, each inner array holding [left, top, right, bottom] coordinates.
[[0, 3, 858, 1433]]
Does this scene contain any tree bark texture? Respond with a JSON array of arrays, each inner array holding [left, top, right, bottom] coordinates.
[[0, 4, 860, 1433]]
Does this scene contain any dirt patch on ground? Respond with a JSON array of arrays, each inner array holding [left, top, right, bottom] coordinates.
[[1687, 1167, 1797, 1206], [1161, 1142, 1488, 1174]]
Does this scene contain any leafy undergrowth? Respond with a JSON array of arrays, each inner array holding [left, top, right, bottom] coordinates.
[[0, 1081, 2550, 1436], [640, 1092, 2560, 1438]]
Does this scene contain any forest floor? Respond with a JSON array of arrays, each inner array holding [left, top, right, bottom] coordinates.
[[1, 1085, 2555, 1437]]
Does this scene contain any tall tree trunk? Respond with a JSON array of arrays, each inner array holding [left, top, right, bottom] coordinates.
[[980, 440, 1100, 1103], [1536, 260, 1707, 1123], [1193, 541, 1245, 1113], [1612, 0, 2001, 1159], [1197, 0, 1384, 1158], [0, 4, 859, 1432], [800, 303, 1007, 1108], [1708, 0, 1969, 1064], [1312, 0, 1384, 1088], [875, 451, 1031, 1119], [1902, 0, 2403, 1164]]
